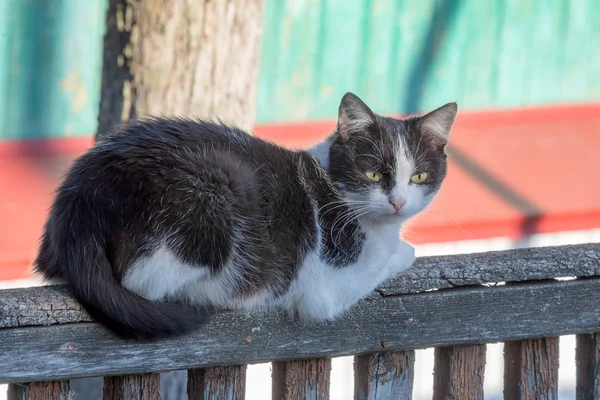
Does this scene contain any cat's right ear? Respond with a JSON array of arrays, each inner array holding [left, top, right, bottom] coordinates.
[[418, 102, 458, 142], [337, 92, 377, 140]]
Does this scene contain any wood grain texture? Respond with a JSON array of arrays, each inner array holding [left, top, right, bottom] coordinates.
[[97, 0, 263, 136], [272, 358, 331, 400], [377, 243, 600, 297], [3, 244, 599, 329], [354, 351, 415, 400], [433, 344, 486, 400], [19, 381, 72, 400], [0, 285, 93, 329], [504, 338, 559, 400], [102, 373, 160, 400], [577, 333, 600, 400], [187, 365, 246, 400], [2, 278, 600, 384]]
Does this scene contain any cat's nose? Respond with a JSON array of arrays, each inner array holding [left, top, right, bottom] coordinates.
[[389, 197, 405, 212]]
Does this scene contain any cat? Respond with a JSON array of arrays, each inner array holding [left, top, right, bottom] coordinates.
[[34, 92, 457, 340]]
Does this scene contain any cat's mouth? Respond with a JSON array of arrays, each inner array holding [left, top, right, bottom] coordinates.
[[366, 207, 406, 224]]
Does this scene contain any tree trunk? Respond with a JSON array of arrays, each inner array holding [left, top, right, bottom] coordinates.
[[97, 0, 263, 137], [93, 1, 263, 398]]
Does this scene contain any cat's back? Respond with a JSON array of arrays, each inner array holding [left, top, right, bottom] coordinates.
[[99, 117, 278, 163], [72, 118, 298, 186], [69, 118, 324, 214]]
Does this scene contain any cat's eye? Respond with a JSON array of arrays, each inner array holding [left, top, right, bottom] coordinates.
[[410, 172, 428, 184], [365, 171, 382, 182]]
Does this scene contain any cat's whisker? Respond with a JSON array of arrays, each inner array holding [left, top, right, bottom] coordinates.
[[355, 153, 384, 164], [360, 136, 385, 162], [331, 206, 372, 248]]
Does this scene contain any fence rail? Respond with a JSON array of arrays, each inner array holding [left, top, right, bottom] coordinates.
[[1, 243, 600, 399]]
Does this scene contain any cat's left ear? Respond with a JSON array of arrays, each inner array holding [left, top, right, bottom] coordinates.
[[418, 102, 458, 142], [337, 92, 377, 140]]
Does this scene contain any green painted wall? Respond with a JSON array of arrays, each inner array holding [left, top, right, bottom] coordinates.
[[257, 0, 600, 122], [0, 0, 599, 140], [0, 0, 106, 141]]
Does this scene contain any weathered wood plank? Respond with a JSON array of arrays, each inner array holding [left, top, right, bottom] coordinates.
[[576, 333, 600, 400], [102, 373, 160, 400], [11, 381, 72, 400], [1, 278, 599, 383], [504, 338, 559, 400], [432, 344, 486, 400], [0, 285, 93, 329], [187, 365, 246, 400], [272, 358, 331, 400], [354, 351, 415, 400], [6, 384, 25, 400], [2, 244, 599, 329], [378, 243, 600, 297]]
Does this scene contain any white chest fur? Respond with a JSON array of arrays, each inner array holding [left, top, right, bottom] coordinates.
[[278, 221, 414, 321]]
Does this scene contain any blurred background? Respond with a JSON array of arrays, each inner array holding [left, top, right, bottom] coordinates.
[[1, 0, 599, 399]]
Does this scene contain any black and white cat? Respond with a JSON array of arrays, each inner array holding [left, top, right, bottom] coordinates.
[[35, 93, 457, 339]]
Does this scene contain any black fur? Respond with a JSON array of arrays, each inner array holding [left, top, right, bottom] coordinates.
[[35, 93, 454, 339]]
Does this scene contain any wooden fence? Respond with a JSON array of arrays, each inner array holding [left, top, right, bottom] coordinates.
[[1, 243, 599, 399]]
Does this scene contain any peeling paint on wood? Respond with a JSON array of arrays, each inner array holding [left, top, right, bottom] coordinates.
[[354, 350, 415, 400], [504, 338, 559, 400], [576, 333, 600, 400], [433, 344, 486, 400], [272, 358, 331, 400], [102, 373, 160, 400], [187, 365, 246, 400]]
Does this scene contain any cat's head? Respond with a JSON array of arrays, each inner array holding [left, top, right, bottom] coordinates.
[[327, 92, 457, 225]]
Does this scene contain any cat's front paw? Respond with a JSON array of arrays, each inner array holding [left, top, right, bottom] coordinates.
[[388, 240, 416, 274]]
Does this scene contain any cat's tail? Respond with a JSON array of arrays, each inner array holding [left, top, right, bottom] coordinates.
[[35, 230, 214, 340]]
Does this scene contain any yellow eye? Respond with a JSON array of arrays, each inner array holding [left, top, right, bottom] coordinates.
[[365, 171, 382, 182], [410, 172, 428, 184]]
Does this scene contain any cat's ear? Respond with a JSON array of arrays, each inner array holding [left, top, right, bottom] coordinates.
[[337, 92, 377, 139], [418, 102, 458, 142]]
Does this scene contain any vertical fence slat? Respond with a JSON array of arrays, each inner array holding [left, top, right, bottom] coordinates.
[[577, 333, 600, 399], [7, 384, 25, 400], [353, 350, 415, 400], [433, 344, 486, 400], [103, 374, 160, 400], [504, 337, 559, 400], [187, 365, 247, 400], [272, 358, 331, 400], [7, 381, 71, 400]]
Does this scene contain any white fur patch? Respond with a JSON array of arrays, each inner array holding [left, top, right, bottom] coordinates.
[[122, 244, 276, 310], [280, 216, 415, 321], [308, 135, 334, 169], [122, 245, 209, 301]]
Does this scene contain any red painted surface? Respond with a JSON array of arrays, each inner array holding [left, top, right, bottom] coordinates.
[[1, 103, 600, 281]]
